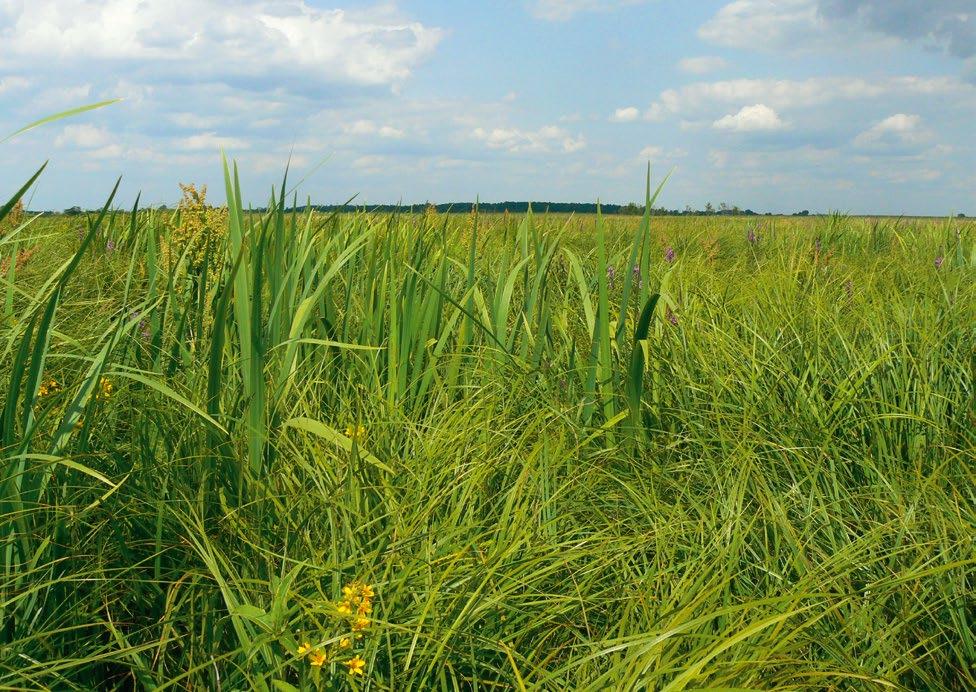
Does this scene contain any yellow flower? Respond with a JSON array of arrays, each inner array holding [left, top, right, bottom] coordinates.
[[357, 600, 372, 615], [38, 379, 61, 397], [346, 656, 366, 676], [297, 642, 311, 656], [339, 637, 351, 649], [308, 648, 327, 667], [352, 616, 370, 632], [360, 584, 375, 599], [337, 601, 352, 616], [96, 377, 114, 402], [344, 424, 367, 442]]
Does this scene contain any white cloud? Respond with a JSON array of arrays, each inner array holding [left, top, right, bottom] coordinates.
[[179, 132, 252, 151], [343, 120, 406, 139], [352, 154, 389, 174], [854, 114, 931, 148], [647, 76, 972, 120], [870, 167, 942, 184], [55, 124, 114, 149], [0, 76, 30, 94], [699, 0, 975, 70], [699, 0, 828, 50], [638, 145, 686, 161], [0, 1, 443, 88], [529, 0, 650, 21], [713, 104, 786, 131], [169, 113, 224, 130], [610, 107, 640, 122], [678, 56, 728, 74], [472, 125, 586, 153], [643, 103, 666, 122]]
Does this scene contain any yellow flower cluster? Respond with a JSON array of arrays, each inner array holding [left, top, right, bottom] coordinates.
[[37, 379, 61, 397], [294, 581, 374, 678], [337, 581, 373, 636], [344, 424, 367, 442], [96, 377, 114, 402], [161, 183, 228, 278]]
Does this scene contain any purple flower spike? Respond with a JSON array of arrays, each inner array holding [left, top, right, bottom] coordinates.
[[106, 239, 116, 252], [747, 228, 759, 244], [606, 265, 616, 284], [934, 255, 944, 269], [664, 247, 676, 263], [666, 307, 678, 326]]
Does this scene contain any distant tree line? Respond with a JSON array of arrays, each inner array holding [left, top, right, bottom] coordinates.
[[288, 201, 771, 216], [32, 204, 968, 218]]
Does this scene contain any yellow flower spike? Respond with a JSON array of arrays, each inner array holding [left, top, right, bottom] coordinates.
[[352, 616, 370, 632], [346, 656, 366, 676], [360, 585, 374, 599], [339, 637, 351, 649], [337, 601, 352, 616], [297, 642, 311, 656], [308, 649, 327, 667]]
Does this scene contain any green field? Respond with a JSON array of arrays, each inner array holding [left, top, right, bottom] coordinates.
[[2, 167, 975, 690]]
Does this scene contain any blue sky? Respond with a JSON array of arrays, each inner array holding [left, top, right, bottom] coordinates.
[[1, 0, 973, 214]]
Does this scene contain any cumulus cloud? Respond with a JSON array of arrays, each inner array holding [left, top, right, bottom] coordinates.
[[0, 76, 30, 94], [647, 76, 972, 119], [699, 0, 828, 50], [0, 0, 443, 88], [678, 56, 729, 74], [472, 125, 586, 153], [819, 1, 975, 59], [713, 104, 786, 131], [610, 107, 640, 122], [701, 0, 974, 69], [179, 132, 252, 151], [853, 114, 932, 148], [870, 167, 943, 184], [638, 145, 686, 161], [528, 0, 651, 21], [55, 124, 115, 149], [342, 120, 406, 139]]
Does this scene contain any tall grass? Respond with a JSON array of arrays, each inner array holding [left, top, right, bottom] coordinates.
[[1, 146, 974, 689]]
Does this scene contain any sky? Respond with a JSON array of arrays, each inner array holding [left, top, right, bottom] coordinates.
[[0, 0, 974, 214]]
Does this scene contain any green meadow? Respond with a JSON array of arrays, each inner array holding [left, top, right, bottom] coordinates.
[[1, 153, 975, 689]]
